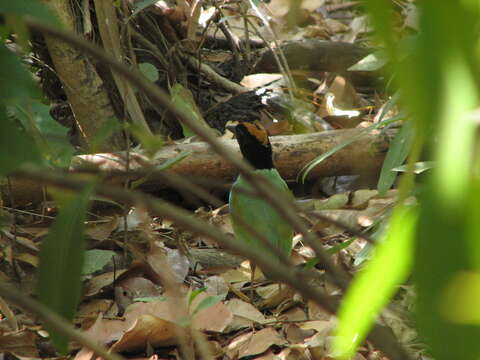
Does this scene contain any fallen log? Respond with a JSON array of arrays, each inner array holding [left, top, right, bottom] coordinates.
[[253, 40, 379, 88], [1, 128, 392, 205], [254, 40, 372, 74]]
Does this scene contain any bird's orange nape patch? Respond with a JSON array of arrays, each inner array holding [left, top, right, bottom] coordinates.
[[242, 121, 269, 145]]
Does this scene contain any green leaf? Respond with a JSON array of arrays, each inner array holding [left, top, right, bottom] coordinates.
[[10, 100, 75, 167], [139, 63, 159, 82], [353, 242, 373, 267], [363, 0, 396, 55], [0, 0, 60, 26], [170, 83, 213, 138], [303, 238, 355, 270], [37, 185, 94, 353], [377, 121, 413, 194], [298, 129, 367, 183], [131, 151, 191, 189], [188, 287, 206, 306], [333, 205, 417, 359], [82, 249, 115, 275], [156, 151, 192, 170], [0, 45, 37, 100], [326, 238, 355, 255], [0, 109, 41, 175], [348, 51, 388, 71], [191, 295, 223, 316], [298, 102, 405, 183], [0, 25, 8, 39], [134, 296, 166, 302]]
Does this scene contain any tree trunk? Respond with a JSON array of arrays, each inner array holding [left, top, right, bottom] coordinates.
[[41, 0, 124, 151]]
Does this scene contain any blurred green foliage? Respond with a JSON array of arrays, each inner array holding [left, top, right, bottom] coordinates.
[[0, 1, 84, 354], [37, 186, 93, 353], [335, 1, 480, 360]]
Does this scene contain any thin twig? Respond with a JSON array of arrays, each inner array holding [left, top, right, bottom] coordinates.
[[182, 53, 247, 94]]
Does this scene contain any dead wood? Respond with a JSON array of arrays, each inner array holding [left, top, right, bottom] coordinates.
[[1, 128, 392, 205], [190, 248, 243, 271], [71, 127, 390, 181], [254, 39, 372, 73], [254, 40, 377, 87]]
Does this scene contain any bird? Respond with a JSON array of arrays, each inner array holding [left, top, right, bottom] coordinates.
[[228, 120, 294, 284]]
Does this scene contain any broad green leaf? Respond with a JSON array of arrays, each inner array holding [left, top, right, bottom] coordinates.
[[364, 2, 480, 360], [333, 205, 417, 359], [82, 249, 115, 275], [0, 45, 37, 100], [10, 100, 75, 167], [0, 108, 41, 175], [466, 181, 480, 269], [0, 25, 8, 39], [438, 271, 480, 325], [37, 185, 93, 353], [377, 121, 413, 194], [139, 63, 159, 82], [433, 57, 476, 206], [413, 38, 479, 360], [32, 103, 68, 138], [415, 185, 480, 360], [0, 0, 60, 26], [363, 0, 396, 56]]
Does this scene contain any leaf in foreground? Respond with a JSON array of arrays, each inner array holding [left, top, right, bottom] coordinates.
[[37, 185, 94, 353], [333, 205, 417, 359]]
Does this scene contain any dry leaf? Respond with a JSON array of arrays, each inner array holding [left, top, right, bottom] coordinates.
[[83, 270, 126, 297], [191, 292, 233, 332], [226, 327, 287, 358], [85, 216, 119, 241], [0, 329, 38, 357], [110, 315, 180, 352]]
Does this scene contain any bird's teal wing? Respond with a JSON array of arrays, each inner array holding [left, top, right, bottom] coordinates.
[[229, 169, 293, 258]]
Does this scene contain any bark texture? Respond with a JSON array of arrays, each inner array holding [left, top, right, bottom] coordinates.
[[71, 128, 390, 182], [1, 128, 392, 205], [42, 0, 124, 151]]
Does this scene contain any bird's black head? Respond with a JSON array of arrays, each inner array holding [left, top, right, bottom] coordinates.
[[229, 121, 274, 170]]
